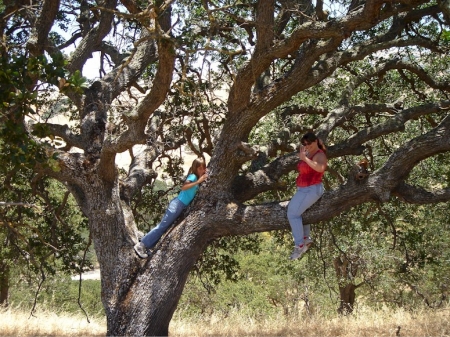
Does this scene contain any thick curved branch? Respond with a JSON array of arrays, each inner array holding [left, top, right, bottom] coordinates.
[[394, 182, 450, 204], [26, 0, 61, 56], [232, 101, 450, 201], [103, 13, 175, 155], [204, 182, 373, 238], [67, 0, 117, 73], [29, 122, 85, 150], [120, 146, 159, 203], [96, 33, 158, 104], [372, 113, 450, 195], [330, 100, 450, 158]]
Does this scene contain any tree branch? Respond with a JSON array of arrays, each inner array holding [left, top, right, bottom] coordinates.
[[328, 100, 450, 158], [232, 101, 450, 201], [26, 0, 61, 56], [29, 122, 85, 150], [394, 182, 450, 204], [67, 0, 118, 73], [102, 14, 175, 155], [372, 113, 450, 196], [120, 146, 159, 203]]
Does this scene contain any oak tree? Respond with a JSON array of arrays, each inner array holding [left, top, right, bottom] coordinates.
[[1, 0, 449, 335]]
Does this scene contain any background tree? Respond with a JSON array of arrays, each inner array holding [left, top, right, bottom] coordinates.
[[1, 0, 449, 335], [0, 167, 91, 308]]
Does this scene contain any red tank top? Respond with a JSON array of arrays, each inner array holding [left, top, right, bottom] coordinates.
[[296, 150, 325, 187]]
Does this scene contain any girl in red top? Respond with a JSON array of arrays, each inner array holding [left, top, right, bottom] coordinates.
[[287, 132, 327, 260]]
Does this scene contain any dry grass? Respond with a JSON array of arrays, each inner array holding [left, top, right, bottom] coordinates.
[[1, 306, 449, 336], [0, 307, 106, 337], [170, 306, 450, 337]]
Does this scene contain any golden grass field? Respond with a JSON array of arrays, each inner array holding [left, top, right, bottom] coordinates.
[[1, 305, 449, 336]]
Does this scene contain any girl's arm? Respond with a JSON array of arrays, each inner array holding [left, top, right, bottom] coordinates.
[[301, 151, 327, 173], [180, 173, 208, 190]]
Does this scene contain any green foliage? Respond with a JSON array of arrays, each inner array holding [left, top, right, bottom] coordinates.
[[0, 135, 92, 306], [193, 234, 263, 289], [179, 199, 450, 318], [0, 53, 86, 169], [443, 30, 450, 41], [180, 232, 344, 319], [9, 276, 103, 318]]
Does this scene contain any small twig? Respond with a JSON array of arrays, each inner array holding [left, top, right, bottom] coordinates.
[[29, 266, 46, 319], [0, 202, 40, 210], [76, 234, 93, 323]]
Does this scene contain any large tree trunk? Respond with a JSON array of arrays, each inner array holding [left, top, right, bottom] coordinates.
[[79, 164, 288, 335], [66, 167, 211, 335], [105, 211, 211, 335]]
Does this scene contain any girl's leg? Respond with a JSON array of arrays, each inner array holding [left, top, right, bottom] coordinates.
[[303, 223, 311, 240], [287, 184, 323, 246], [304, 183, 324, 240], [141, 198, 186, 249]]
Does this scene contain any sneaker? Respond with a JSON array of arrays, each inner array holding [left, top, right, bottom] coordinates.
[[289, 244, 307, 260], [134, 242, 148, 259], [304, 237, 313, 248]]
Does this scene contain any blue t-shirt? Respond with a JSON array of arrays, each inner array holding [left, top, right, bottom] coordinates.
[[177, 173, 199, 206]]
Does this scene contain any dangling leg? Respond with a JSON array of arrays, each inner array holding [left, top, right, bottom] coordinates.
[[287, 185, 322, 260], [134, 198, 185, 258]]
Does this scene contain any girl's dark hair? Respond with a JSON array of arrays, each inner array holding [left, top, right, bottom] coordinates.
[[188, 157, 206, 178], [301, 132, 327, 154]]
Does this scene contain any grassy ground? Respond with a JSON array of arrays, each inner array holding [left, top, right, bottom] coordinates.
[[1, 305, 449, 336], [0, 307, 106, 337], [170, 306, 450, 337]]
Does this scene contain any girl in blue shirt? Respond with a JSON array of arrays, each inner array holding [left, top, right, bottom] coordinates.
[[134, 158, 208, 258]]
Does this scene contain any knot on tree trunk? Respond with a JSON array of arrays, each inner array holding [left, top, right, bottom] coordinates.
[[352, 158, 370, 181]]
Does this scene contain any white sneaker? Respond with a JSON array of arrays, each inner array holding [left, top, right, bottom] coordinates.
[[134, 242, 148, 259], [289, 244, 308, 260], [304, 237, 313, 248]]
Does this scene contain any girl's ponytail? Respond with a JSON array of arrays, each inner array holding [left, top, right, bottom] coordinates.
[[317, 138, 327, 154]]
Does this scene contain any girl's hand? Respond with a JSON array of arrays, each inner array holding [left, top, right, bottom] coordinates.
[[198, 172, 208, 184], [299, 146, 307, 161]]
